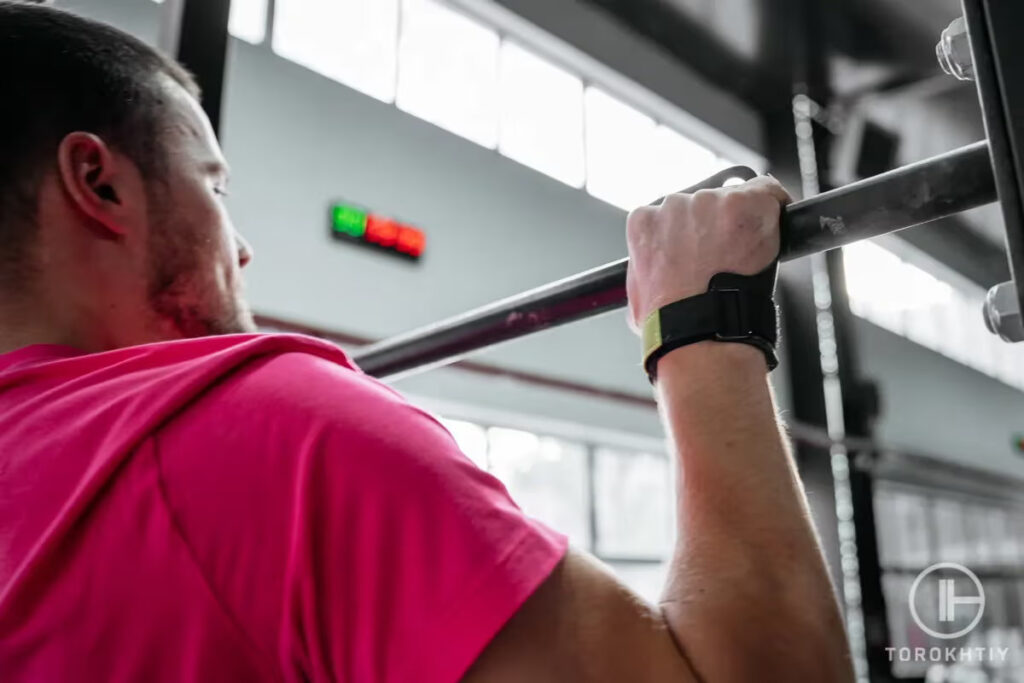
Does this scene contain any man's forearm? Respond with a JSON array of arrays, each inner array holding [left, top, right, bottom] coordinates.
[[656, 342, 853, 682]]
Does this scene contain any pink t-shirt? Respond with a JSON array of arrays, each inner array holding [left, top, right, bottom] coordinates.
[[0, 334, 566, 682]]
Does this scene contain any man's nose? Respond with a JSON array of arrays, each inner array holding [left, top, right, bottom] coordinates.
[[236, 231, 253, 268]]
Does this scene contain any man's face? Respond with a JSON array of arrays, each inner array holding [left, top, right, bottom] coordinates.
[[144, 82, 256, 339]]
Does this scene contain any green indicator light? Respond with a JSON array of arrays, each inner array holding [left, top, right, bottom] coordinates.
[[332, 204, 367, 238]]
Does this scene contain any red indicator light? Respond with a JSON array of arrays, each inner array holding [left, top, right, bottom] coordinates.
[[396, 226, 426, 258], [366, 215, 400, 247]]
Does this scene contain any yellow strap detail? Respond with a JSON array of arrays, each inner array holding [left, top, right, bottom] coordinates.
[[641, 309, 663, 367]]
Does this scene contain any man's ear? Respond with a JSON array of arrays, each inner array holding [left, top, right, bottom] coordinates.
[[56, 132, 135, 237]]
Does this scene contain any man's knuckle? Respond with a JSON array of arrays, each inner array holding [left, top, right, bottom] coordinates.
[[626, 208, 656, 239], [722, 190, 750, 213], [658, 193, 689, 215], [627, 206, 654, 226], [691, 188, 717, 204], [758, 192, 783, 215]]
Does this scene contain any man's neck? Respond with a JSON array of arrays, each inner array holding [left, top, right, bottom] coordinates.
[[0, 296, 84, 355]]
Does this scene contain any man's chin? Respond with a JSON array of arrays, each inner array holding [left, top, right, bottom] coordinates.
[[232, 297, 258, 334], [206, 303, 258, 336], [151, 298, 258, 340], [233, 308, 258, 334]]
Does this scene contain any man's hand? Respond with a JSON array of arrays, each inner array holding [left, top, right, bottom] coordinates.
[[625, 177, 791, 331]]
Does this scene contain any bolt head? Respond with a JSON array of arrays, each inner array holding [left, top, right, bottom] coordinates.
[[984, 281, 1024, 342]]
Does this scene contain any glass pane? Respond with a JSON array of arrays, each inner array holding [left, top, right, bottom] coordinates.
[[878, 490, 931, 569], [993, 341, 1023, 388], [987, 508, 1018, 567], [584, 87, 658, 210], [943, 291, 978, 367], [643, 125, 721, 199], [901, 267, 954, 353], [842, 240, 1024, 389], [438, 418, 488, 470], [963, 504, 997, 565], [843, 242, 907, 334], [1012, 351, 1024, 391], [498, 41, 585, 188], [487, 427, 590, 549], [873, 488, 900, 568], [397, 0, 499, 148], [608, 561, 668, 605], [594, 448, 673, 558], [883, 573, 929, 679], [229, 0, 268, 44], [964, 309, 997, 376], [1014, 513, 1024, 564], [932, 498, 969, 564], [273, 0, 399, 103]]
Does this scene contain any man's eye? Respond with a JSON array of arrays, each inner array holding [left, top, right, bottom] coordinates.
[[213, 186, 230, 198]]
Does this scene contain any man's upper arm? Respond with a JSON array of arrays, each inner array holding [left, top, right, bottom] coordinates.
[[463, 549, 698, 683], [152, 350, 567, 683]]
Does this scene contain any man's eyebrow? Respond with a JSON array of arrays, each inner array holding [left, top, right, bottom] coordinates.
[[203, 161, 231, 180]]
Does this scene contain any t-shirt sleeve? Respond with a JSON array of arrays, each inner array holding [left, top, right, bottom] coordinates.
[[153, 350, 568, 683]]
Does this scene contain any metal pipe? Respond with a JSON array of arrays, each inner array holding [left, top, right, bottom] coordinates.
[[355, 141, 997, 379]]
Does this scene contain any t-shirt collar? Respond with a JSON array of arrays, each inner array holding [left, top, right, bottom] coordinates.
[[0, 344, 85, 374]]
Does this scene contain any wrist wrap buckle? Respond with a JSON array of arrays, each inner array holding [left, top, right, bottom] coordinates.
[[642, 262, 779, 383]]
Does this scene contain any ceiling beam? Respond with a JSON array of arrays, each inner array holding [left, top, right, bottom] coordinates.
[[580, 0, 792, 117], [896, 216, 1010, 289]]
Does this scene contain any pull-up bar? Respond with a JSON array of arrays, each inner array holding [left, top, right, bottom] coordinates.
[[355, 141, 996, 380]]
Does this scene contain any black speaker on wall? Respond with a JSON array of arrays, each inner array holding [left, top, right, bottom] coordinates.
[[855, 121, 900, 179]]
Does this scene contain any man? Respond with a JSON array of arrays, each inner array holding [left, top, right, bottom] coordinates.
[[0, 3, 853, 681]]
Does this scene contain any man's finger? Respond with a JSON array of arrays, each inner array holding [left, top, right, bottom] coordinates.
[[741, 175, 793, 205]]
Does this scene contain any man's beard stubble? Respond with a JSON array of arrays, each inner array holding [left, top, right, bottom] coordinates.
[[145, 209, 256, 339]]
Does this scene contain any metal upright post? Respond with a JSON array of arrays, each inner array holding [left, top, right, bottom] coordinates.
[[159, 0, 233, 137], [775, 1, 891, 681], [962, 0, 1024, 325]]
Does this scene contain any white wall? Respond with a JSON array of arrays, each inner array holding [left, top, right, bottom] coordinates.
[[220, 40, 666, 424], [51, 0, 1024, 480], [59, 0, 161, 43], [857, 319, 1024, 478]]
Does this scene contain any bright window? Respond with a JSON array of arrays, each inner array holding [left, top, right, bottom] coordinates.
[[397, 0, 499, 148], [644, 125, 723, 199], [150, 0, 268, 45], [606, 562, 668, 605], [439, 418, 488, 470], [498, 41, 585, 187], [228, 0, 268, 44], [435, 415, 675, 600], [594, 449, 673, 558], [273, 0, 400, 103], [584, 87, 659, 210], [487, 427, 591, 548], [844, 240, 1024, 390], [158, 0, 738, 203]]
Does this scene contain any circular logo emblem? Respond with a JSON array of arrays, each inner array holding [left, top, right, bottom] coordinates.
[[909, 562, 985, 640]]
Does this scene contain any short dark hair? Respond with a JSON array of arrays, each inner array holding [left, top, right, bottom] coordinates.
[[0, 1, 199, 283]]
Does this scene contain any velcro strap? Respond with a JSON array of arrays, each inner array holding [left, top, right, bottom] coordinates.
[[642, 261, 779, 382]]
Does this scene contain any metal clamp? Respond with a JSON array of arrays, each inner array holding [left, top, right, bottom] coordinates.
[[983, 280, 1024, 342]]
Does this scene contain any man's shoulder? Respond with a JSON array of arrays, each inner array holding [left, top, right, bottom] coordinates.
[[150, 332, 480, 548], [155, 333, 445, 464], [150, 333, 456, 512], [130, 332, 378, 411], [216, 341, 408, 427]]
